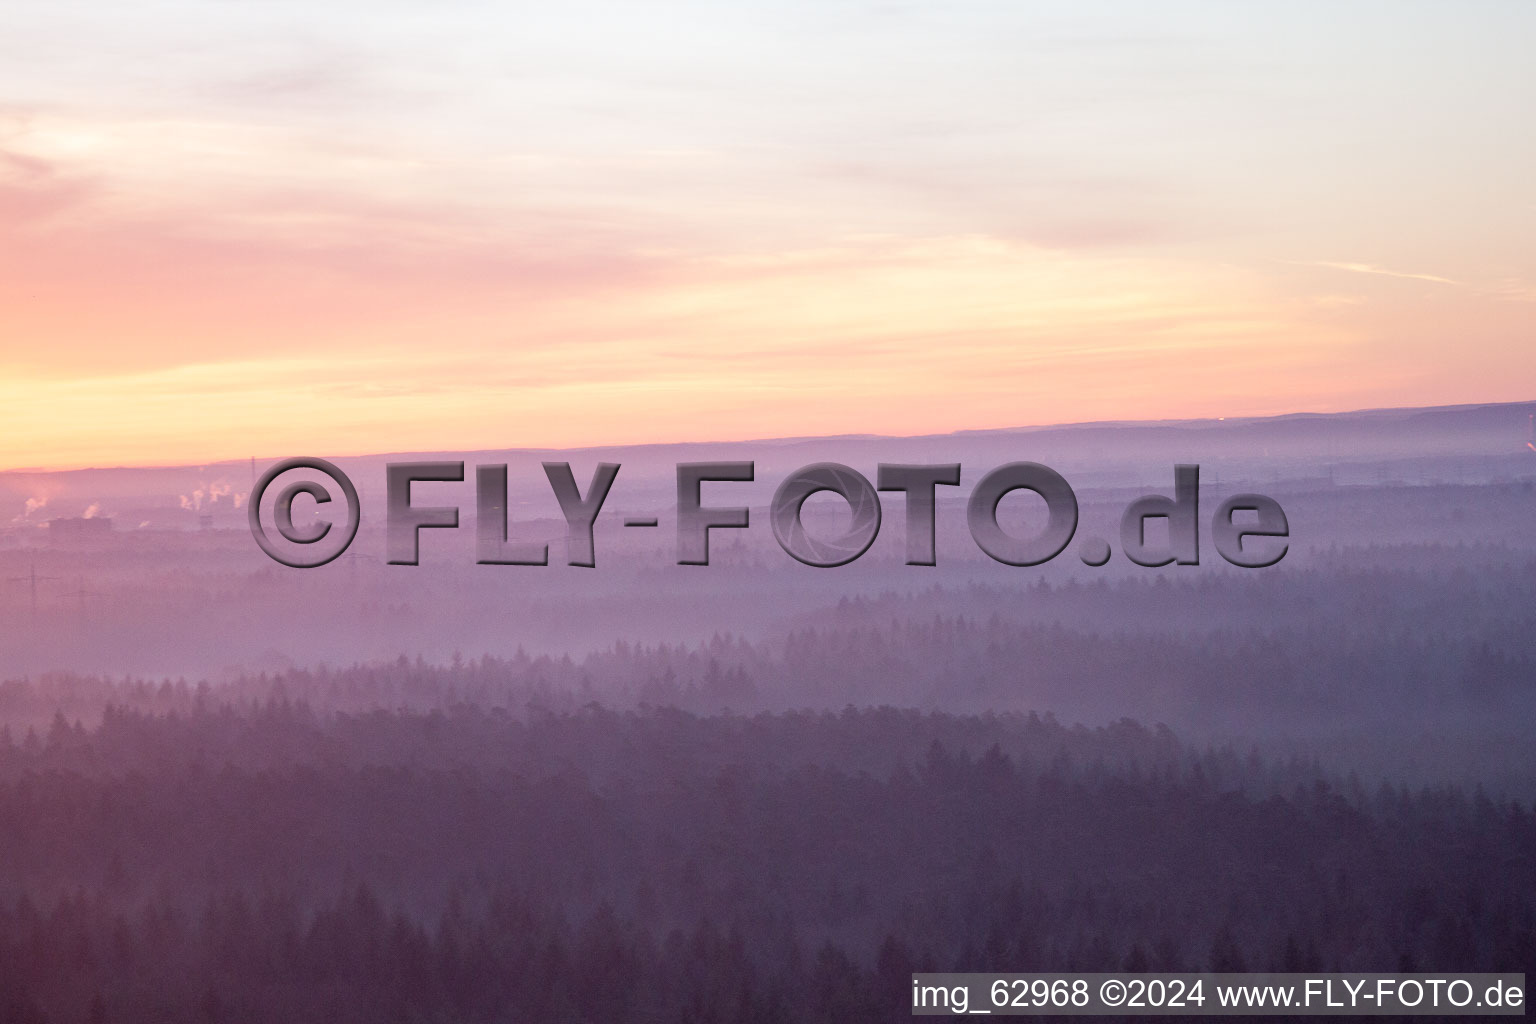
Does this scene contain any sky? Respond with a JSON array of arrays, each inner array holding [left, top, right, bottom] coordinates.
[[1, 1, 1533, 470]]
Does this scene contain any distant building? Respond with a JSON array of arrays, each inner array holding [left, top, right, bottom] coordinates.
[[48, 517, 113, 544]]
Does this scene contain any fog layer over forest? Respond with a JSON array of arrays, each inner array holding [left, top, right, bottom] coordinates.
[[0, 402, 1532, 1021]]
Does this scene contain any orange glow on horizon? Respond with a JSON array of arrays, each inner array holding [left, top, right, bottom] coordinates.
[[3, 5, 1534, 470]]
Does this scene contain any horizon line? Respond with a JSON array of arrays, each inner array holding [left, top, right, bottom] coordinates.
[[4, 396, 1533, 477]]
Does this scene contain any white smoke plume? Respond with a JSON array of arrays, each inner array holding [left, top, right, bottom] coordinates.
[[179, 479, 238, 512], [11, 495, 50, 525]]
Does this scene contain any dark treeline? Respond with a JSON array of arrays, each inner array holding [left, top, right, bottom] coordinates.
[[7, 561, 1533, 726], [6, 556, 1536, 794], [0, 700, 1532, 1022], [2, 530, 1534, 714]]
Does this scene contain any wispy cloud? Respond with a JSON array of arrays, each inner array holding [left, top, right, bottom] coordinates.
[[1293, 261, 1464, 287], [1288, 261, 1535, 302]]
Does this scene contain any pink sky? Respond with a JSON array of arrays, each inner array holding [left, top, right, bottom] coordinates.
[[1, 3, 1532, 470]]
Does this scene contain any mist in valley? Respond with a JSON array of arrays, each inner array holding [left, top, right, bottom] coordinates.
[[0, 401, 1533, 1021]]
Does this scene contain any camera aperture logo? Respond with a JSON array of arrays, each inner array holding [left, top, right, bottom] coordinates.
[[248, 458, 1289, 570]]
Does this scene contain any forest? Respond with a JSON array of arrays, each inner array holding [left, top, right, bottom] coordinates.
[[1, 467, 1532, 1021], [0, 687, 1532, 1022]]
